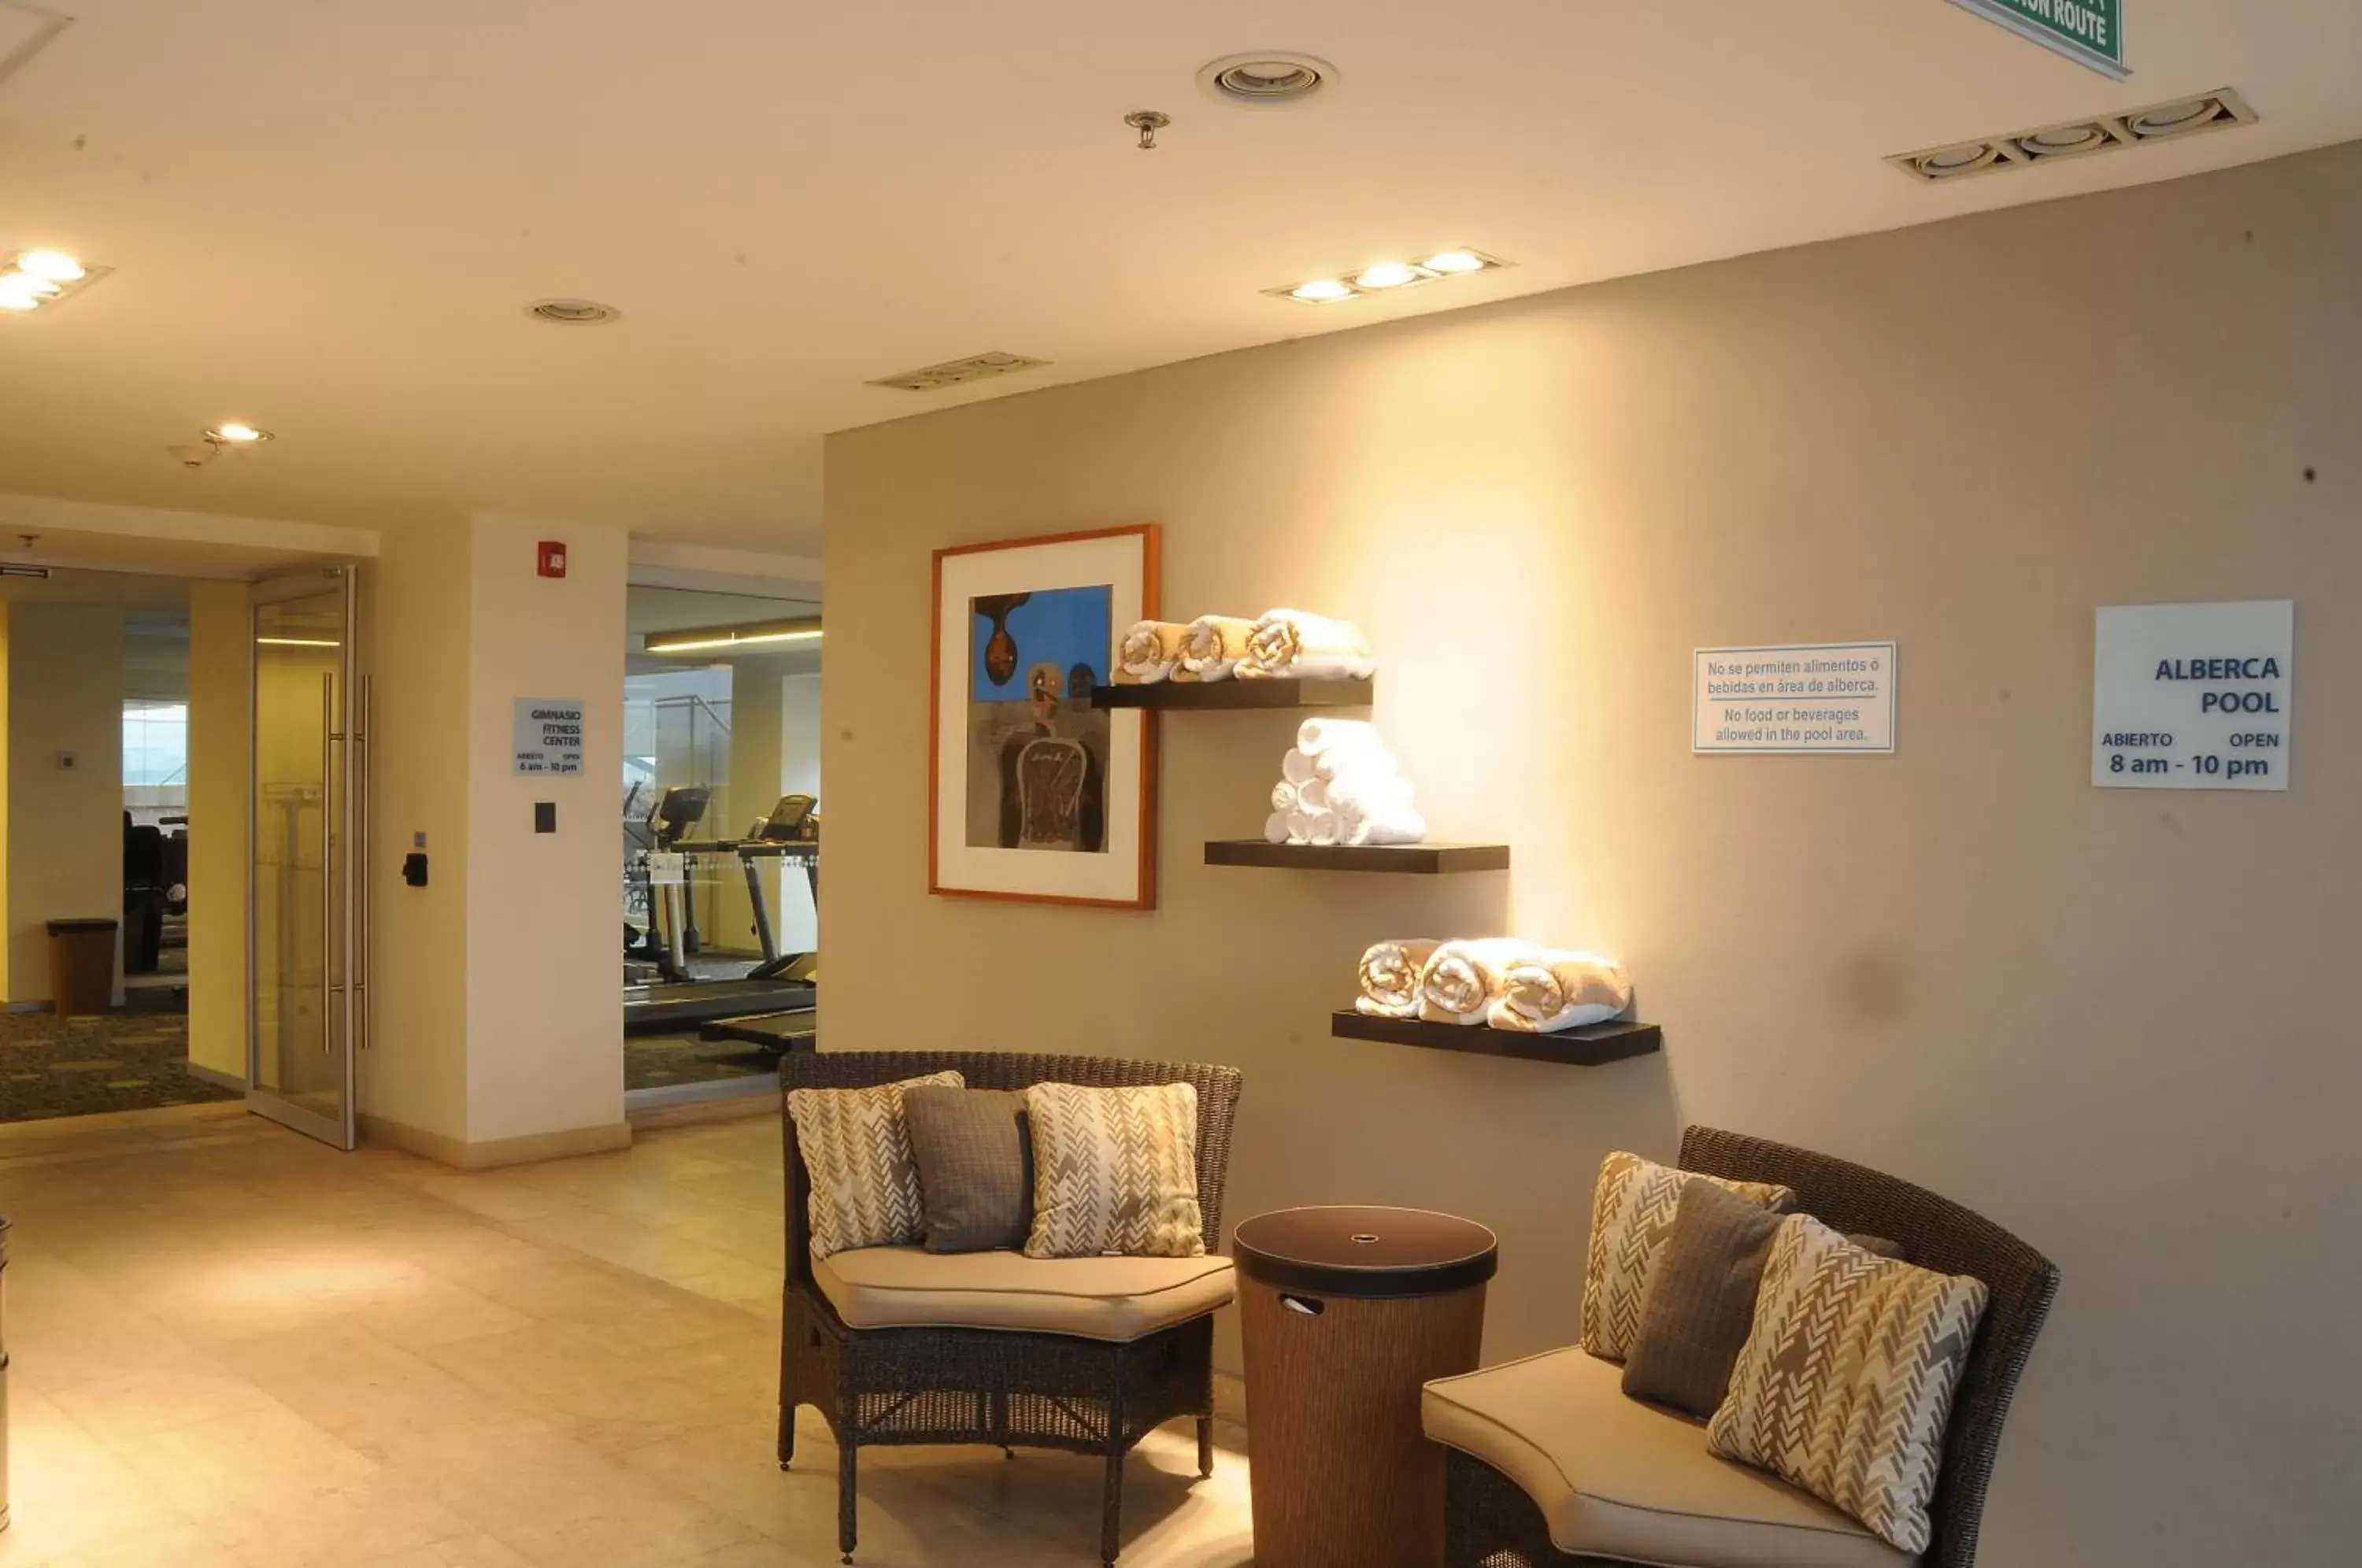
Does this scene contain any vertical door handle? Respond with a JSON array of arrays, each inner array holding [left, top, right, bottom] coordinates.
[[321, 671, 336, 1051], [354, 675, 370, 1050]]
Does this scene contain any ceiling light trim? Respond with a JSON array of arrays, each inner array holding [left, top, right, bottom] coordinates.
[[1197, 50, 1338, 109], [1887, 87, 2256, 183], [1266, 249, 1510, 305]]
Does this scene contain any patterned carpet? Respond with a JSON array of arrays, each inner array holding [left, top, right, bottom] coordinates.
[[0, 1010, 240, 1124]]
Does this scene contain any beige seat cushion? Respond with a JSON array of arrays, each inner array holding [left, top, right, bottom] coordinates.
[[1422, 1347, 1915, 1568], [814, 1246, 1235, 1342]]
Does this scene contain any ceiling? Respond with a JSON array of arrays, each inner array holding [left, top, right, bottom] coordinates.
[[0, 2, 2354, 557], [0, 561, 189, 605]]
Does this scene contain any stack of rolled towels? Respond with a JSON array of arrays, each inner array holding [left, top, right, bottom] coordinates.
[[1117, 608, 1375, 684], [1357, 938, 1633, 1034], [1266, 718, 1427, 847]]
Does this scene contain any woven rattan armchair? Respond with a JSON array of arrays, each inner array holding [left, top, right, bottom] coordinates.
[[1446, 1125, 2060, 1568], [778, 1051, 1243, 1566]]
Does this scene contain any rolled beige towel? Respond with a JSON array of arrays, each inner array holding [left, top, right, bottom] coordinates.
[[1116, 621, 1188, 683], [1176, 616, 1255, 682], [1357, 939, 1442, 1019], [1487, 952, 1633, 1033], [1238, 609, 1375, 681], [1418, 937, 1541, 1025]]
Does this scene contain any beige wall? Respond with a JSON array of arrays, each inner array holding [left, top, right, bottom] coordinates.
[[3, 602, 126, 1004], [824, 142, 2362, 1566], [461, 513, 625, 1144], [365, 516, 474, 1140], [709, 653, 824, 960], [186, 580, 250, 1078]]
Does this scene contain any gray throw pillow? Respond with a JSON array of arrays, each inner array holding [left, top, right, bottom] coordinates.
[[902, 1086, 1033, 1253], [1620, 1179, 1784, 1417]]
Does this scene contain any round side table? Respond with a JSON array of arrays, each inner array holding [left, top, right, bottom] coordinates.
[[1235, 1205, 1498, 1568]]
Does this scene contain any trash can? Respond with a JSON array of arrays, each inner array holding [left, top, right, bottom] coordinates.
[[1235, 1205, 1498, 1568], [44, 919, 117, 1020]]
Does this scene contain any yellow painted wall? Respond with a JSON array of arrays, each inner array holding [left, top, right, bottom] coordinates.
[[186, 580, 250, 1078], [4, 602, 125, 1003], [822, 144, 2362, 1566]]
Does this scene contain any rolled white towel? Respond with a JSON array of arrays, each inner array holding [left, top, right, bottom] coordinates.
[[1418, 937, 1542, 1025], [1295, 778, 1331, 812], [1281, 749, 1317, 787], [1177, 616, 1255, 682], [1264, 811, 1291, 845], [1297, 717, 1379, 756], [1338, 798, 1427, 847], [1285, 809, 1315, 845], [1238, 609, 1375, 681], [1314, 741, 1397, 784], [1116, 621, 1187, 684], [1327, 769, 1413, 815], [1270, 779, 1301, 813], [1357, 939, 1442, 1019], [1304, 810, 1342, 847], [1487, 952, 1634, 1034]]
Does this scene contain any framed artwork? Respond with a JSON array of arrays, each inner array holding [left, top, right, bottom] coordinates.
[[929, 524, 1160, 908]]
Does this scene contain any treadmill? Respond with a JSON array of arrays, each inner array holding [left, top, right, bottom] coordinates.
[[697, 795, 822, 1053], [623, 788, 816, 1033]]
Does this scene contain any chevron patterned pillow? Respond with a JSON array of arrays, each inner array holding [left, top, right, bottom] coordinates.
[[1579, 1151, 1796, 1362], [788, 1071, 965, 1257], [1023, 1082, 1205, 1259], [1708, 1213, 1990, 1555]]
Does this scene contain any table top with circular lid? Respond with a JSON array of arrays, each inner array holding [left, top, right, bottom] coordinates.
[[1233, 1205, 1498, 1298]]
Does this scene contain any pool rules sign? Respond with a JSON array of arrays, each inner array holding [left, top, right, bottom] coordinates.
[[2093, 601, 2292, 791]]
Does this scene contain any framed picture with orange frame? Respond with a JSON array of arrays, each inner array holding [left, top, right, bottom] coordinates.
[[927, 523, 1160, 909]]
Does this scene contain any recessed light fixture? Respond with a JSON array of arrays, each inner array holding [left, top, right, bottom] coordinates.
[[0, 249, 109, 313], [867, 351, 1049, 392], [1198, 51, 1337, 108], [1268, 249, 1509, 305], [646, 618, 824, 655], [1888, 87, 2256, 183], [526, 298, 621, 324], [206, 422, 271, 445]]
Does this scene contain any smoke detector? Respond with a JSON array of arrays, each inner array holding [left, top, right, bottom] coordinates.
[[867, 351, 1048, 393], [1889, 87, 2256, 183], [1198, 52, 1337, 108], [526, 298, 621, 324]]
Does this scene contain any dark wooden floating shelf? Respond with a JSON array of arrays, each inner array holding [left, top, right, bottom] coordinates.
[[1205, 840, 1510, 874], [1092, 678, 1374, 711], [1331, 1010, 1662, 1067]]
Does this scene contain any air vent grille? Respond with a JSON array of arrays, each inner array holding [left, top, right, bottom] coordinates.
[[1889, 87, 2256, 183], [867, 352, 1049, 393]]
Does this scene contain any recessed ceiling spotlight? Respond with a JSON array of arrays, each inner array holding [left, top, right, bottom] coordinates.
[[526, 298, 621, 325], [1889, 87, 2256, 182], [1268, 249, 1507, 305], [206, 423, 272, 445], [0, 250, 109, 313], [1198, 51, 1338, 108]]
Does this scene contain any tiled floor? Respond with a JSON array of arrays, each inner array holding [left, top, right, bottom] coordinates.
[[0, 1106, 1253, 1568]]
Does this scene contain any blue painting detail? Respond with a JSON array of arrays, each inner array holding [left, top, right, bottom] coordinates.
[[970, 585, 1113, 701]]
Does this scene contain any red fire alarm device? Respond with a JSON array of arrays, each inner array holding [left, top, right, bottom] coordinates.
[[537, 540, 568, 579]]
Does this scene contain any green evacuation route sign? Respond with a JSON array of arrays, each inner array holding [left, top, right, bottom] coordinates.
[[1949, 0, 2127, 80]]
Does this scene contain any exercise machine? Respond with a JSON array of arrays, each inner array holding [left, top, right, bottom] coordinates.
[[623, 789, 820, 1034]]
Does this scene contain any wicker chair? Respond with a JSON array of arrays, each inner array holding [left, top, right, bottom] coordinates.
[[778, 1051, 1243, 1566], [1444, 1125, 2060, 1568]]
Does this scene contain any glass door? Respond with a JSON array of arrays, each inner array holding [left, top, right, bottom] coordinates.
[[249, 570, 365, 1148]]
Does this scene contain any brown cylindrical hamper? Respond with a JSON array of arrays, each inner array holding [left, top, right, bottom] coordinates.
[[45, 919, 116, 1021], [1235, 1205, 1498, 1568]]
